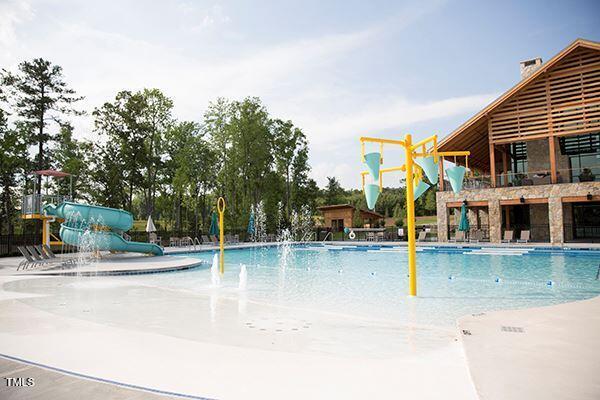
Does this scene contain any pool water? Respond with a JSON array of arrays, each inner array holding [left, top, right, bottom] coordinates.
[[146, 244, 600, 328]]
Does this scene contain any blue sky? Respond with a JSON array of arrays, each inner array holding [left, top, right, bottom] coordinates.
[[1, 0, 599, 188]]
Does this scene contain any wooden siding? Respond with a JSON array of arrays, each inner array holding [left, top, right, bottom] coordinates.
[[489, 47, 600, 144]]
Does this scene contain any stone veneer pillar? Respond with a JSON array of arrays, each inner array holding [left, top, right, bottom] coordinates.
[[548, 197, 564, 244], [488, 200, 501, 243], [437, 199, 449, 242]]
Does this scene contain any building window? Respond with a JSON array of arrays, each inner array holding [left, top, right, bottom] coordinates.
[[559, 133, 600, 182], [510, 142, 528, 173], [572, 203, 600, 239], [331, 219, 345, 232]]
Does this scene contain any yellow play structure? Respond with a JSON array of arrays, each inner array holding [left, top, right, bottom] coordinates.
[[21, 170, 73, 248], [360, 134, 470, 296], [217, 197, 226, 275]]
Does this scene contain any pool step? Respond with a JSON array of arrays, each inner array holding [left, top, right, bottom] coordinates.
[[466, 248, 531, 256]]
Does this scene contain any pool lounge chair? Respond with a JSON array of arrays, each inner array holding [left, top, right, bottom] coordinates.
[[201, 235, 212, 245], [149, 232, 162, 246], [516, 230, 530, 243], [169, 237, 180, 247], [469, 230, 483, 243], [501, 230, 514, 243], [449, 231, 465, 242], [417, 231, 427, 242], [17, 246, 36, 270], [18, 246, 71, 271]]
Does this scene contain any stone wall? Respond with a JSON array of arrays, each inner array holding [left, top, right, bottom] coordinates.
[[436, 181, 600, 243]]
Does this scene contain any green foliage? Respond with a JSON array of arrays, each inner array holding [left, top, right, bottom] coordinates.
[[0, 108, 28, 234], [1, 58, 83, 190], [324, 177, 345, 205]]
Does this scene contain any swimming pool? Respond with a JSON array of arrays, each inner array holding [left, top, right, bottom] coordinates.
[[146, 244, 600, 328]]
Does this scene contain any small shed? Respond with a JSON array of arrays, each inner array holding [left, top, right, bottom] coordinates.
[[317, 204, 384, 232]]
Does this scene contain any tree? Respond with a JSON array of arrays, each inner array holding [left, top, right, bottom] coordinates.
[[0, 109, 28, 234], [1, 58, 83, 193], [272, 119, 310, 220], [324, 176, 346, 205], [93, 89, 173, 216], [53, 124, 92, 201]]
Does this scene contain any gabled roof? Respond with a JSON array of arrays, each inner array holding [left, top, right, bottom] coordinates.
[[439, 39, 600, 155], [317, 204, 384, 218]]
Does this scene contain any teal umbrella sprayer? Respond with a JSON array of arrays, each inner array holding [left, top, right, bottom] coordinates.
[[209, 211, 219, 236], [415, 156, 438, 185], [413, 180, 430, 200], [363, 152, 381, 180], [446, 165, 466, 194], [364, 183, 380, 210]]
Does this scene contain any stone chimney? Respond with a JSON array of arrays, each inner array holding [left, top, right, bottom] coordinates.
[[520, 57, 543, 79]]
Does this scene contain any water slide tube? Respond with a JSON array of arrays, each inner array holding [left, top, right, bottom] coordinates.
[[43, 202, 163, 256]]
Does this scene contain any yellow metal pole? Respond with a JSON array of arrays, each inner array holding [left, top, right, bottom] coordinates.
[[404, 134, 417, 296], [217, 197, 226, 275]]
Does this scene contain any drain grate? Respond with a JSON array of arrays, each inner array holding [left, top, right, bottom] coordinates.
[[501, 326, 525, 333]]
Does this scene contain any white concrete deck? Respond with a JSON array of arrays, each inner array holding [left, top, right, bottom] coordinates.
[[0, 273, 478, 400], [459, 296, 600, 400], [0, 252, 205, 276]]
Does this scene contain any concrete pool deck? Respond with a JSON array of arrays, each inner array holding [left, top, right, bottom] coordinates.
[[459, 296, 600, 400], [0, 273, 478, 400], [0, 242, 599, 399]]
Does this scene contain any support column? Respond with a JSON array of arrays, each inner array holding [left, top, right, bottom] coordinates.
[[436, 195, 449, 242], [549, 136, 557, 184], [504, 206, 511, 230], [438, 157, 445, 191], [488, 200, 501, 243], [548, 197, 564, 244], [489, 142, 496, 188]]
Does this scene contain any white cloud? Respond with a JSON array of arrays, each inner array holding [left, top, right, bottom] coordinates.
[[0, 0, 492, 191], [0, 0, 33, 47]]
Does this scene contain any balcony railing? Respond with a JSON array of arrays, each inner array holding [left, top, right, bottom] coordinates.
[[21, 194, 71, 215], [563, 223, 600, 242], [441, 165, 600, 192]]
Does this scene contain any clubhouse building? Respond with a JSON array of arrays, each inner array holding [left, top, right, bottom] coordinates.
[[436, 39, 600, 244]]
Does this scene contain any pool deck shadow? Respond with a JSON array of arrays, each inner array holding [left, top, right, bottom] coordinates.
[[459, 295, 600, 400], [0, 355, 205, 400]]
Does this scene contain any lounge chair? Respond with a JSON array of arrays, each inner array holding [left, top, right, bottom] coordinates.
[[17, 246, 36, 270], [417, 231, 427, 242], [18, 246, 70, 271], [469, 230, 483, 243], [233, 234, 240, 244], [449, 231, 465, 242], [149, 232, 162, 245], [169, 237, 180, 247], [42, 244, 57, 258], [517, 230, 530, 243], [201, 235, 212, 245], [501, 230, 513, 243], [366, 232, 375, 241]]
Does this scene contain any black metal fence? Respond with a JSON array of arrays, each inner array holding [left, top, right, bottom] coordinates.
[[563, 224, 600, 243], [0, 234, 42, 257], [502, 224, 550, 242]]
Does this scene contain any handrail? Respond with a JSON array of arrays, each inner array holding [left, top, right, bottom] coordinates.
[[322, 231, 333, 242]]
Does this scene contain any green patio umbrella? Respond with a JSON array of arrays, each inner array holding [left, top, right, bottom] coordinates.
[[209, 211, 219, 236], [247, 210, 255, 237], [458, 203, 470, 232]]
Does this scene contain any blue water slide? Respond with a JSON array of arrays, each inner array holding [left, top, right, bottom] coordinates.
[[44, 202, 163, 256]]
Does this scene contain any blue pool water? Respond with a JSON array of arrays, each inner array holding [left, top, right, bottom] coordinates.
[[155, 244, 600, 327]]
